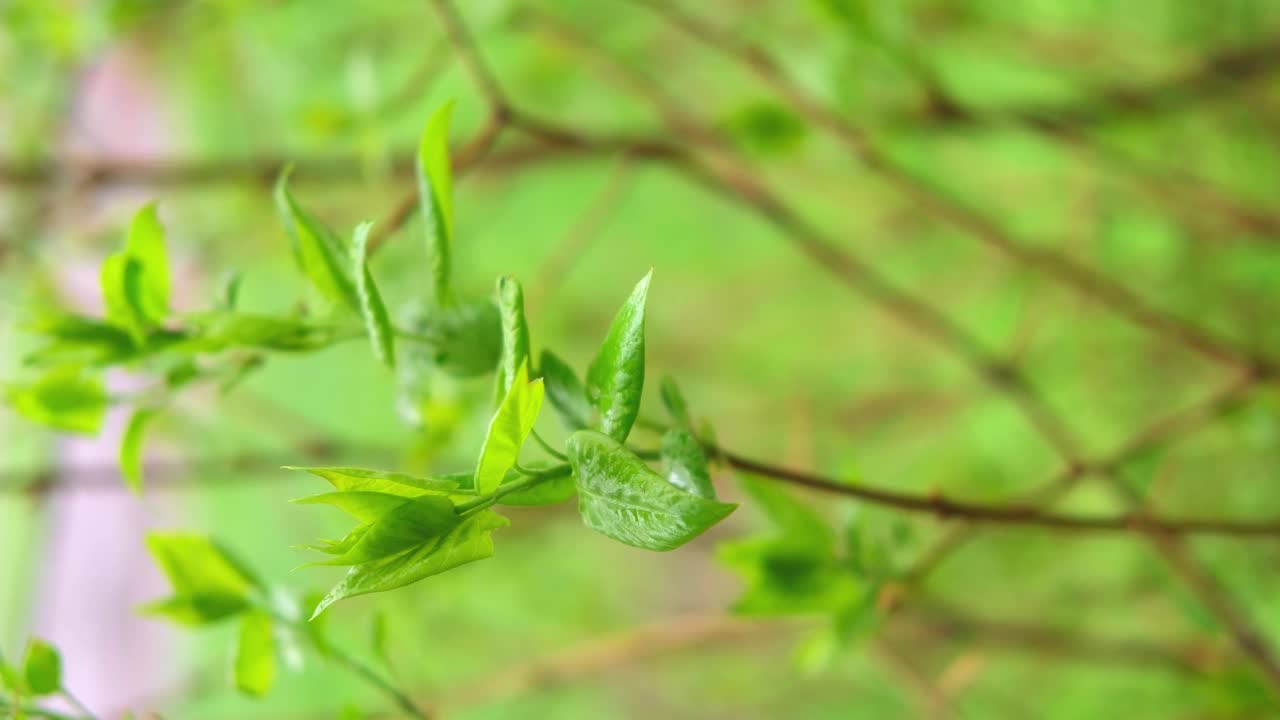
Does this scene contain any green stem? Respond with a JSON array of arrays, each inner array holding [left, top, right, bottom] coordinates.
[[530, 429, 568, 461], [456, 464, 572, 516], [266, 608, 431, 720]]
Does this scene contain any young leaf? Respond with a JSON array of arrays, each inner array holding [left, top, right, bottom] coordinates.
[[183, 311, 342, 353], [417, 101, 456, 305], [306, 495, 458, 566], [474, 363, 545, 495], [585, 271, 651, 442], [495, 276, 531, 404], [101, 203, 170, 339], [274, 169, 359, 309], [407, 300, 502, 378], [291, 491, 412, 523], [286, 466, 459, 498], [120, 408, 159, 494], [4, 366, 107, 435], [21, 639, 60, 696], [312, 510, 508, 618], [739, 474, 834, 552], [141, 533, 260, 625], [661, 428, 716, 499], [23, 314, 138, 367], [718, 537, 862, 616], [233, 610, 277, 698], [351, 222, 395, 368], [660, 375, 692, 428], [540, 350, 591, 431], [568, 430, 735, 551]]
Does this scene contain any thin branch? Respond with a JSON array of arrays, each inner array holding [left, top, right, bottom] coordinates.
[[631, 0, 1274, 376], [441, 614, 777, 709], [906, 35, 1280, 133], [719, 449, 1280, 538]]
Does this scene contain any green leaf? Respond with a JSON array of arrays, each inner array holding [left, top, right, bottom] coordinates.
[[4, 366, 107, 434], [474, 363, 545, 495], [659, 375, 692, 428], [120, 408, 159, 494], [406, 300, 502, 378], [719, 538, 862, 616], [141, 533, 260, 625], [306, 495, 458, 566], [233, 610, 276, 698], [183, 311, 342, 353], [0, 660, 23, 694], [101, 203, 170, 339], [568, 430, 735, 551], [661, 428, 716, 499], [21, 639, 60, 696], [286, 467, 460, 498], [351, 222, 396, 368], [540, 350, 590, 431], [291, 491, 412, 523], [312, 510, 508, 618], [739, 474, 834, 552], [274, 168, 359, 309], [417, 101, 456, 305], [23, 314, 137, 367], [495, 276, 531, 404], [586, 271, 651, 442]]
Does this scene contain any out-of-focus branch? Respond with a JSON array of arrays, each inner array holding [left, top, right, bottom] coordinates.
[[907, 36, 1280, 133], [631, 0, 1274, 377]]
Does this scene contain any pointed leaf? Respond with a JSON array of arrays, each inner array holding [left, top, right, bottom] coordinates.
[[274, 169, 359, 309], [234, 610, 276, 698], [307, 495, 458, 566], [660, 375, 692, 428], [286, 467, 459, 498], [409, 300, 501, 378], [142, 533, 259, 625], [351, 222, 396, 368], [120, 408, 159, 493], [22, 639, 60, 696], [291, 492, 411, 523], [474, 363, 545, 495], [661, 428, 715, 499], [4, 366, 107, 435], [739, 474, 834, 552], [540, 350, 590, 431], [585, 271, 650, 442], [101, 203, 170, 339], [417, 101, 456, 305], [312, 510, 508, 618], [495, 276, 530, 404], [568, 430, 735, 551]]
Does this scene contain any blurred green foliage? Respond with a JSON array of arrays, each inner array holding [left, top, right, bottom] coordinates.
[[4, 0, 1280, 718]]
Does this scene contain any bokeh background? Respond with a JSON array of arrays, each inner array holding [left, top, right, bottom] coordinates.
[[4, 0, 1280, 717]]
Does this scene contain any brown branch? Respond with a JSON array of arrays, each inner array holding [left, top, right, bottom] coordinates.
[[719, 449, 1280, 538], [630, 0, 1274, 376], [907, 36, 1280, 133], [441, 614, 775, 709]]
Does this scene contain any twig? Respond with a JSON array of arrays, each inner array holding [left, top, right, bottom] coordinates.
[[719, 449, 1280, 538], [630, 0, 1273, 375]]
